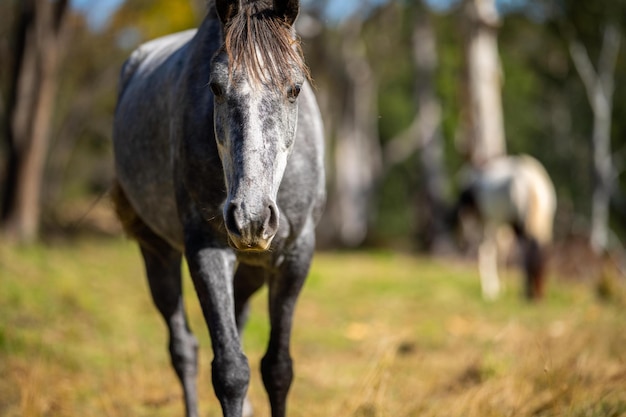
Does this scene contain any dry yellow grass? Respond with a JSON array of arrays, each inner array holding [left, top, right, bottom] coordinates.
[[1, 239, 625, 417]]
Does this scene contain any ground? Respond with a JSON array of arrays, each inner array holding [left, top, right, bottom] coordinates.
[[0, 238, 625, 417]]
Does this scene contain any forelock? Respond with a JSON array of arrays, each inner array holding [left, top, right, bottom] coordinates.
[[222, 2, 309, 88]]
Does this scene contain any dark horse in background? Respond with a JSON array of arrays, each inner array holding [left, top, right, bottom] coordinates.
[[111, 1, 325, 416], [454, 155, 556, 301]]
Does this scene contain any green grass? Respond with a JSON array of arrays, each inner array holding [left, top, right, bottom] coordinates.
[[1, 238, 625, 417]]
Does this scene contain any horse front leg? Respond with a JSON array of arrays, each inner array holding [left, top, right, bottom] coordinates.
[[261, 232, 315, 417], [478, 228, 500, 300], [234, 265, 267, 417], [185, 241, 250, 417], [139, 237, 199, 417]]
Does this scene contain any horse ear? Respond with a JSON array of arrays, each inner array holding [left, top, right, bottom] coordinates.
[[216, 0, 239, 25], [273, 0, 299, 26]]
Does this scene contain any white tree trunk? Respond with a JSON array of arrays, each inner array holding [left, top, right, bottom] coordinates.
[[568, 24, 621, 254], [332, 17, 382, 247], [460, 0, 506, 165]]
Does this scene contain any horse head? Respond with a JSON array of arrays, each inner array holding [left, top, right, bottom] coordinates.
[[210, 0, 306, 251]]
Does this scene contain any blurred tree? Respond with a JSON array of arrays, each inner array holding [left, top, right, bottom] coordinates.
[[567, 23, 621, 254], [305, 3, 384, 248], [331, 14, 383, 247], [409, 1, 452, 252], [543, 0, 625, 253], [383, 1, 452, 251], [44, 12, 126, 219], [1, 0, 70, 243], [459, 0, 506, 165], [0, 0, 201, 241]]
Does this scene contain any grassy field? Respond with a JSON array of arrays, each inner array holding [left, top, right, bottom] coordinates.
[[1, 237, 625, 417]]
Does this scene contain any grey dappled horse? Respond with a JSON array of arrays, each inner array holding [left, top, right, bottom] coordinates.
[[111, 1, 325, 416]]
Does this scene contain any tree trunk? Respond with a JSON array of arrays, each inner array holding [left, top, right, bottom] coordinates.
[[332, 16, 382, 247], [1, 0, 68, 243], [568, 24, 621, 254], [459, 0, 506, 166]]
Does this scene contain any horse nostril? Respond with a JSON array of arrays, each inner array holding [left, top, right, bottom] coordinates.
[[264, 203, 279, 237], [225, 202, 241, 237]]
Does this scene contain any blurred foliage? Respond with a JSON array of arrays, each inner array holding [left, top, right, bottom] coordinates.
[[353, 0, 626, 246], [109, 0, 199, 43], [0, 0, 625, 248]]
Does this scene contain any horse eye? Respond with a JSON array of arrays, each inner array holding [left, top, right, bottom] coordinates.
[[210, 82, 224, 99], [287, 84, 301, 101]]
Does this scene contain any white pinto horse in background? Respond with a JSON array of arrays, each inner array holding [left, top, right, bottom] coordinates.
[[454, 155, 557, 300]]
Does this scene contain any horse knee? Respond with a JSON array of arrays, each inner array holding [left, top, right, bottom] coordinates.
[[212, 352, 250, 405], [261, 352, 293, 399]]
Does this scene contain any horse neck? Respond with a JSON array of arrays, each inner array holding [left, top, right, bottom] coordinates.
[[193, 9, 224, 58]]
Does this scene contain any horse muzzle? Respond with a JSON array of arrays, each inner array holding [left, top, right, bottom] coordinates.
[[224, 199, 279, 252]]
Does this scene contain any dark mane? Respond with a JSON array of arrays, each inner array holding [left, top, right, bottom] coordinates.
[[221, 1, 309, 87]]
